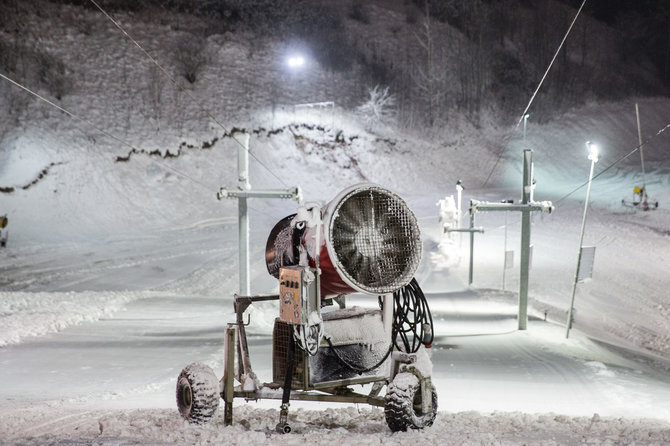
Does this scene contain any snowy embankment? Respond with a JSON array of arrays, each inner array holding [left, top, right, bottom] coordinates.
[[0, 290, 153, 347]]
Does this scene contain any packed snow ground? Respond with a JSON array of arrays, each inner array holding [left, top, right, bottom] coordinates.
[[2, 196, 670, 445], [3, 2, 670, 444]]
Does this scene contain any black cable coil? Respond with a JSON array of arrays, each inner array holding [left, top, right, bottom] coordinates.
[[392, 278, 434, 353], [323, 277, 433, 374]]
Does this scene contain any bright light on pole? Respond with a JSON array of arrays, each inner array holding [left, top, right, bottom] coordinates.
[[566, 141, 599, 338], [587, 141, 599, 162], [287, 55, 305, 68]]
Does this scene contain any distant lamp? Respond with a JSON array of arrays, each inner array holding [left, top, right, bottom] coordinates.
[[287, 55, 305, 69]]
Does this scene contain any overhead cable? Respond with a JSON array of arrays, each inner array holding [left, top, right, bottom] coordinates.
[[0, 71, 217, 193], [483, 0, 588, 187]]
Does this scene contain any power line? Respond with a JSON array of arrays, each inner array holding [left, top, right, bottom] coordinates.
[[483, 0, 588, 187], [555, 121, 670, 204], [516, 0, 588, 128], [0, 72, 136, 153], [87, 0, 289, 188]]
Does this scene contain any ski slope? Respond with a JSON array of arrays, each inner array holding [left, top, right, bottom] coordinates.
[[2, 2, 670, 444], [2, 197, 670, 444]]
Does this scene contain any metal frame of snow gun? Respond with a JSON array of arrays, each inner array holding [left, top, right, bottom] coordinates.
[[222, 293, 388, 430], [177, 278, 437, 433], [178, 183, 437, 433], [218, 291, 435, 434]]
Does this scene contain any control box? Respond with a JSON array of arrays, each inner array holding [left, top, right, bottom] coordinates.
[[279, 266, 318, 325]]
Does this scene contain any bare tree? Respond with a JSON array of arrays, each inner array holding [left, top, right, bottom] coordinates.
[[412, 4, 446, 126], [448, 0, 492, 125], [357, 85, 397, 130]]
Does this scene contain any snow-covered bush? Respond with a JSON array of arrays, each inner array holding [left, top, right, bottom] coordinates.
[[356, 85, 397, 130]]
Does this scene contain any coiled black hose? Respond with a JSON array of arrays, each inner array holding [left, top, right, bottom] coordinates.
[[392, 278, 434, 353]]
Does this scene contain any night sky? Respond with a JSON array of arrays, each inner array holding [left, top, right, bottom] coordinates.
[[562, 0, 667, 23]]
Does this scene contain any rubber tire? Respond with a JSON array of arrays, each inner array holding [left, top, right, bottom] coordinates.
[[384, 372, 438, 432], [176, 362, 220, 424]]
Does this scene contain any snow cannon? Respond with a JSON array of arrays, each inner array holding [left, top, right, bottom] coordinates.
[[265, 183, 423, 298], [176, 184, 437, 434]]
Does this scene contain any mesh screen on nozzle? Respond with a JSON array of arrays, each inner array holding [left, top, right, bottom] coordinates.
[[326, 185, 421, 295], [265, 184, 422, 297]]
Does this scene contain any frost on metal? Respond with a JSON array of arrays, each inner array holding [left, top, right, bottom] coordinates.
[[308, 307, 391, 383], [327, 186, 421, 294], [321, 307, 388, 346], [265, 219, 297, 279], [176, 362, 220, 424]]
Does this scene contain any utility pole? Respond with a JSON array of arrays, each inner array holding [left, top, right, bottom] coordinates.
[[218, 132, 302, 296], [635, 104, 647, 194], [444, 211, 484, 286], [444, 180, 483, 286], [470, 150, 554, 330], [456, 180, 464, 230]]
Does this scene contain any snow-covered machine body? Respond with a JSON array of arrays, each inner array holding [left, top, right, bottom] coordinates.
[[176, 184, 437, 433]]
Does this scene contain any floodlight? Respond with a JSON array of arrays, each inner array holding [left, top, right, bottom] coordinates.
[[287, 55, 305, 68], [586, 141, 599, 163]]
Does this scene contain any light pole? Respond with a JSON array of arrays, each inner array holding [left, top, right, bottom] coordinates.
[[565, 141, 599, 338]]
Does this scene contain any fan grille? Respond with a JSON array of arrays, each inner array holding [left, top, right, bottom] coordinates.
[[329, 186, 421, 294]]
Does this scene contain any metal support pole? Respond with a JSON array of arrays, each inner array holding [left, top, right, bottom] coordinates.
[[223, 325, 236, 426], [218, 132, 301, 297], [469, 207, 475, 286], [518, 149, 533, 330], [635, 104, 647, 201], [445, 223, 484, 286], [519, 210, 530, 330], [236, 132, 251, 297], [456, 181, 463, 230], [502, 211, 508, 290], [566, 143, 598, 338]]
